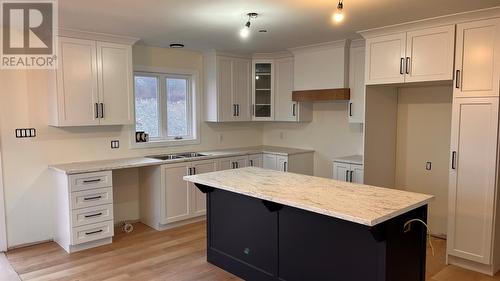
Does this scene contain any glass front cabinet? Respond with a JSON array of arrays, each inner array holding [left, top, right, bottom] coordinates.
[[252, 60, 274, 120]]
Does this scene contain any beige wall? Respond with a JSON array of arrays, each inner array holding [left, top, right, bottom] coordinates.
[[0, 45, 263, 247], [262, 102, 364, 178], [395, 85, 452, 237]]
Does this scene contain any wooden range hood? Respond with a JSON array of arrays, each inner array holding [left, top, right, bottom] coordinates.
[[292, 88, 350, 102]]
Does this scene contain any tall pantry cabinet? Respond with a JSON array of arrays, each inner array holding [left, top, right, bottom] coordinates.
[[447, 18, 500, 274]]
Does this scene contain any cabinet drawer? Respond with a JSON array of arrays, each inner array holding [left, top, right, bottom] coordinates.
[[69, 171, 112, 192], [71, 187, 113, 210], [71, 204, 113, 227], [71, 220, 114, 245]]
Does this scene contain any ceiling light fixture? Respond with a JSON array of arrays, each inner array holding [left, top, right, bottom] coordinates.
[[240, 12, 258, 39], [333, 0, 344, 23]]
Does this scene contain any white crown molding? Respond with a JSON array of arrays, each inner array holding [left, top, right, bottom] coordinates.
[[288, 39, 349, 54], [252, 51, 293, 60], [58, 28, 140, 45], [203, 49, 252, 59], [358, 6, 500, 39], [350, 39, 365, 48]]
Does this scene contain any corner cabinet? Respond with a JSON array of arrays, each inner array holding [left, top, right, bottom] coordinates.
[[332, 161, 364, 184], [262, 152, 314, 175], [365, 25, 455, 85], [252, 60, 275, 121], [204, 52, 252, 122], [49, 36, 134, 126], [454, 18, 500, 98]]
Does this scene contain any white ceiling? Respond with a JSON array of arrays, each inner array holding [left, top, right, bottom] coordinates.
[[59, 0, 500, 54]]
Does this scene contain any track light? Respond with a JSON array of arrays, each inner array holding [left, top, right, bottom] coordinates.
[[239, 12, 258, 39], [333, 0, 344, 23]]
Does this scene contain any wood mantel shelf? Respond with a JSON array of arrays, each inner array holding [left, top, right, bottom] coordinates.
[[292, 88, 350, 102]]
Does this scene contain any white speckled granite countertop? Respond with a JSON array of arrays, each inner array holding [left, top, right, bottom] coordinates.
[[49, 146, 314, 175], [183, 167, 434, 226]]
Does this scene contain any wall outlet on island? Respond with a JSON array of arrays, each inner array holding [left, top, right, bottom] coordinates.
[[279, 131, 285, 140], [218, 133, 224, 143], [111, 140, 120, 149]]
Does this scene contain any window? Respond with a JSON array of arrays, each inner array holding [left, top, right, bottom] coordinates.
[[134, 70, 197, 147]]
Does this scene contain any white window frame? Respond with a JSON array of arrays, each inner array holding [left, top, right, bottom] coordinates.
[[131, 66, 200, 148]]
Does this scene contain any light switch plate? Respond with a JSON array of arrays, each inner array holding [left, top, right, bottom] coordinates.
[[425, 162, 432, 171]]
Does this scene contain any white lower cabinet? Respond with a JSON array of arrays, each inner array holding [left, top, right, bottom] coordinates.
[[218, 156, 247, 170], [333, 160, 364, 184], [447, 97, 499, 267], [140, 160, 217, 231], [247, 154, 263, 168], [262, 153, 314, 175], [54, 171, 115, 253]]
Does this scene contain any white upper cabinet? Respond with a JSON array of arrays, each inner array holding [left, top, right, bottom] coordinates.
[[274, 57, 296, 122], [97, 42, 133, 125], [204, 52, 252, 122], [454, 18, 500, 98], [348, 41, 365, 123], [405, 25, 455, 82], [53, 37, 100, 126], [365, 33, 407, 85], [252, 60, 275, 121], [365, 25, 455, 85], [49, 36, 134, 127]]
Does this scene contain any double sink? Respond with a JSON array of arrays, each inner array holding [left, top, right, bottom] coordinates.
[[146, 152, 207, 161]]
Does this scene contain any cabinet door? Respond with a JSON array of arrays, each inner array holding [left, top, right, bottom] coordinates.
[[275, 58, 297, 122], [277, 155, 288, 172], [56, 37, 99, 126], [455, 19, 500, 97], [365, 33, 406, 85], [348, 45, 365, 123], [263, 154, 277, 170], [218, 158, 232, 171], [252, 61, 274, 121], [248, 154, 263, 168], [217, 57, 234, 122], [333, 162, 350, 182], [97, 42, 134, 125], [405, 25, 455, 83], [447, 97, 498, 264], [233, 59, 251, 121], [190, 160, 217, 216], [161, 163, 191, 224], [350, 164, 364, 184]]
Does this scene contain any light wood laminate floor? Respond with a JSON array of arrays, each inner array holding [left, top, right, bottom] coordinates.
[[4, 222, 500, 281]]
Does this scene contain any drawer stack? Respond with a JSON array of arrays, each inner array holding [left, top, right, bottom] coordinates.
[[54, 170, 114, 253]]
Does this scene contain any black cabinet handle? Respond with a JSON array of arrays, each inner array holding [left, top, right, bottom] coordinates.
[[85, 229, 103, 235], [350, 171, 354, 182], [284, 162, 288, 172], [95, 103, 99, 119], [232, 104, 236, 117], [292, 104, 296, 117], [188, 167, 192, 175], [349, 102, 353, 117], [83, 196, 102, 201], [250, 160, 254, 166], [345, 170, 349, 181], [406, 57, 410, 74], [83, 179, 101, 184], [400, 58, 405, 75], [84, 212, 103, 218], [455, 70, 461, 89], [452, 151, 457, 170], [193, 167, 196, 175], [99, 103, 104, 118], [235, 162, 239, 169], [237, 104, 240, 116]]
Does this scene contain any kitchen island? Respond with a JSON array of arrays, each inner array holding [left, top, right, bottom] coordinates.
[[184, 167, 434, 281]]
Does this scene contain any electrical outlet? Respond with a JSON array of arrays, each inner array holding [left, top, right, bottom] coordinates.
[[425, 162, 432, 171], [279, 131, 285, 140], [218, 133, 223, 143], [15, 128, 36, 138], [111, 140, 120, 149]]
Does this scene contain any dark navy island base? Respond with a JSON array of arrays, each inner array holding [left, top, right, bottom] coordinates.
[[196, 184, 428, 281]]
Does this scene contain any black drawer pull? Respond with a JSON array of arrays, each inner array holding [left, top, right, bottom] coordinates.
[[83, 179, 101, 184], [83, 196, 102, 201], [84, 212, 103, 218], [85, 229, 103, 235]]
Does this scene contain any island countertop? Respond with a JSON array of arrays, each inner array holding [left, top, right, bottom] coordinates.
[[183, 167, 434, 226]]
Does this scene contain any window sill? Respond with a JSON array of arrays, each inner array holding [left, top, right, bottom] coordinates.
[[130, 138, 201, 149]]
